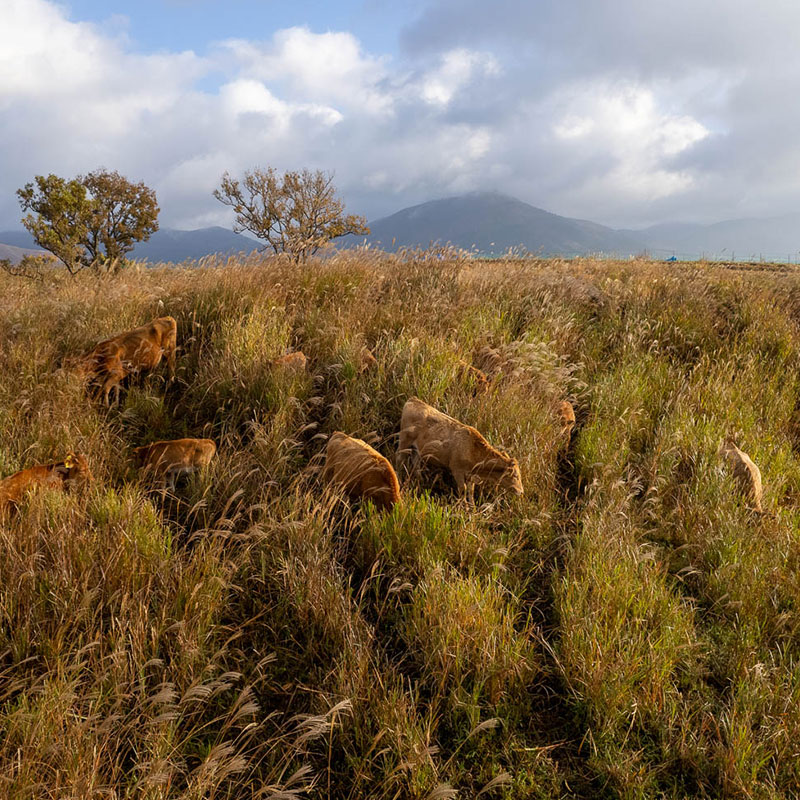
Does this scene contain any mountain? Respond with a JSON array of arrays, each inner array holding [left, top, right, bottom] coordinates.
[[362, 191, 646, 256], [129, 227, 260, 262], [0, 242, 45, 264], [626, 215, 800, 261], [0, 227, 261, 264], [0, 230, 39, 251]]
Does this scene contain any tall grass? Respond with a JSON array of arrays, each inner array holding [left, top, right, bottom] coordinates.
[[3, 252, 800, 797]]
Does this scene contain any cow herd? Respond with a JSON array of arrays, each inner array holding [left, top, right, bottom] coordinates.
[[0, 314, 765, 518], [0, 314, 543, 518]]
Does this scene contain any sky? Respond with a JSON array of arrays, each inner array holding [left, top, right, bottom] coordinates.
[[2, 0, 800, 231]]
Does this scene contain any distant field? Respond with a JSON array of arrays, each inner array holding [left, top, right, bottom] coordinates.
[[3, 251, 800, 798]]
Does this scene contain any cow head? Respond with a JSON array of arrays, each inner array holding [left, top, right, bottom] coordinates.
[[499, 458, 524, 496], [61, 453, 93, 486], [132, 446, 150, 468]]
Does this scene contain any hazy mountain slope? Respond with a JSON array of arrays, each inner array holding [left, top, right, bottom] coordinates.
[[627, 215, 800, 259], [0, 230, 38, 250], [0, 242, 44, 264], [363, 192, 645, 255], [129, 227, 261, 262], [0, 227, 261, 264]]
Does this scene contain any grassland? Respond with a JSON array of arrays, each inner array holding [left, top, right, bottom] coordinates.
[[2, 250, 800, 798]]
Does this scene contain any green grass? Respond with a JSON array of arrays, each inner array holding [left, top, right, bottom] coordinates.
[[3, 252, 800, 797]]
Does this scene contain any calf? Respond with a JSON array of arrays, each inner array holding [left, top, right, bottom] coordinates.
[[133, 438, 217, 489], [76, 316, 178, 405], [558, 400, 576, 436], [73, 342, 127, 406], [359, 347, 378, 374], [97, 316, 177, 377], [271, 351, 307, 373], [396, 397, 523, 502], [323, 432, 400, 511], [0, 453, 92, 516], [457, 359, 490, 395], [473, 345, 504, 378], [719, 438, 763, 513]]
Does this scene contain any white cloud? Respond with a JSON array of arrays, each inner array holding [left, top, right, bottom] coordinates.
[[0, 2, 507, 229], [420, 49, 500, 106], [551, 83, 709, 200], [222, 27, 395, 115], [0, 0, 755, 231]]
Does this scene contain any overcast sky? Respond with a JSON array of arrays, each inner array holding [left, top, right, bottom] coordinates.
[[2, 0, 799, 231]]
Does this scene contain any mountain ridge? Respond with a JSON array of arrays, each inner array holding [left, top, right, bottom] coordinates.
[[2, 193, 800, 263], [0, 226, 261, 264], [362, 191, 645, 256]]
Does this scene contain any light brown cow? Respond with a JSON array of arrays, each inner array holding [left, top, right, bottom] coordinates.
[[473, 345, 504, 378], [0, 453, 93, 516], [719, 438, 763, 513], [359, 346, 378, 374], [95, 316, 177, 378], [271, 351, 307, 373], [76, 316, 178, 404], [457, 359, 489, 394], [72, 341, 127, 406], [396, 397, 524, 502], [558, 400, 576, 436], [323, 432, 400, 511], [133, 438, 217, 489]]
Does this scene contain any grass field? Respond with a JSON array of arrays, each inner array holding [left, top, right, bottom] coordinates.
[[2, 250, 800, 798]]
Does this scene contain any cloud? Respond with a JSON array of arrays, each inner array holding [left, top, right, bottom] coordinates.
[[0, 3, 506, 228], [398, 0, 800, 224], [2, 0, 800, 231]]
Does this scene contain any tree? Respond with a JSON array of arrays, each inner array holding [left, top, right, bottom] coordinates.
[[17, 169, 159, 275], [213, 167, 369, 262]]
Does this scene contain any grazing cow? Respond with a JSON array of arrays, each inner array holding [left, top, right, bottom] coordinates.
[[558, 400, 576, 436], [0, 453, 92, 516], [323, 432, 400, 511], [359, 346, 378, 373], [76, 316, 178, 404], [133, 438, 217, 489], [95, 316, 177, 378], [473, 345, 504, 378], [457, 359, 490, 394], [272, 351, 307, 373], [719, 438, 763, 513], [396, 397, 524, 501], [72, 341, 127, 406]]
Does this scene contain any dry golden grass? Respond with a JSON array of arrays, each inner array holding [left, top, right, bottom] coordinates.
[[3, 249, 800, 797]]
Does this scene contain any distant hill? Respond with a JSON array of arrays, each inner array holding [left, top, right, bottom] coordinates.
[[0, 227, 261, 264], [625, 215, 800, 261], [362, 192, 645, 256], [4, 203, 800, 264], [130, 227, 260, 262], [0, 241, 44, 264]]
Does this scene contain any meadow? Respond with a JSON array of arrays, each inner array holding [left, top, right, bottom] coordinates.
[[2, 249, 800, 799]]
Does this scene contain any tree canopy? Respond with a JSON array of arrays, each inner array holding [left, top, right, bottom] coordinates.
[[213, 167, 369, 262], [17, 169, 159, 275]]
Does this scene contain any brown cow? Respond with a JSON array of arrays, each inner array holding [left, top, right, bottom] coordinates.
[[719, 438, 763, 513], [77, 316, 177, 404], [396, 397, 523, 502], [473, 345, 504, 378], [457, 359, 489, 394], [72, 341, 127, 406], [271, 351, 307, 373], [359, 346, 378, 374], [0, 453, 93, 516], [133, 438, 217, 489], [323, 432, 400, 511], [558, 400, 576, 436]]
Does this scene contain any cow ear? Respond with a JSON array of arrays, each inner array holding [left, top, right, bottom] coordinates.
[[64, 454, 75, 469]]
